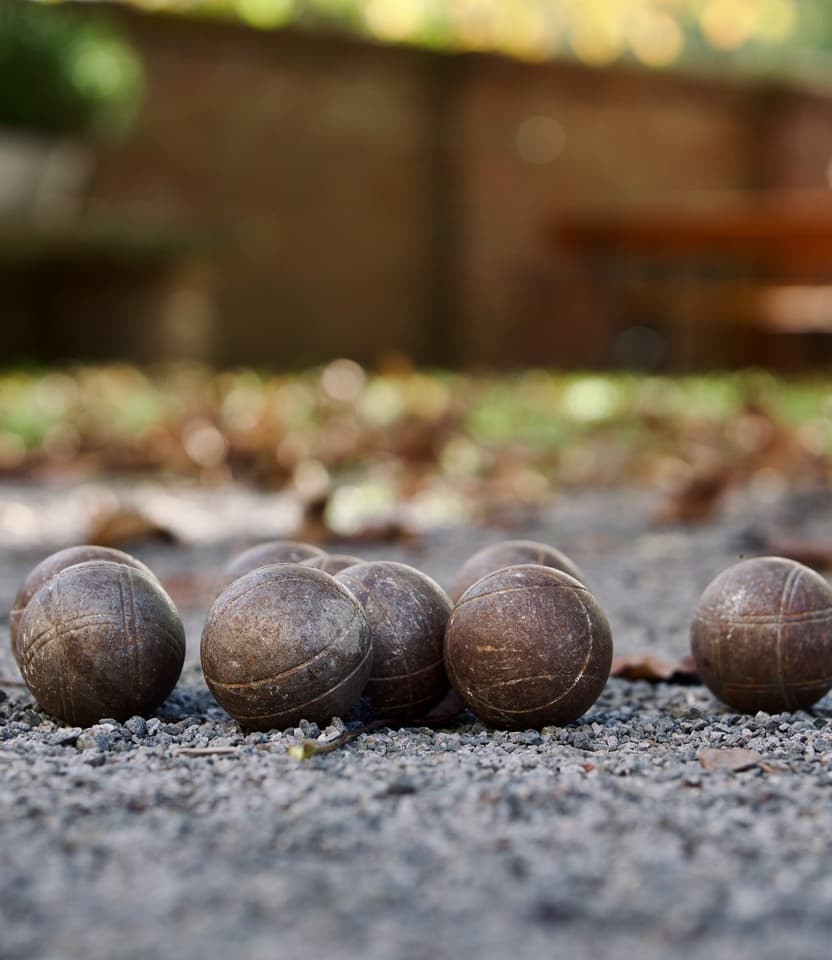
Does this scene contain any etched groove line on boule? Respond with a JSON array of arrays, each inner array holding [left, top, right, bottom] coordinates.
[[127, 569, 143, 698], [21, 613, 116, 669], [454, 582, 591, 608], [466, 674, 605, 716], [724, 674, 832, 690], [694, 607, 832, 627], [53, 572, 70, 723], [211, 574, 320, 619], [369, 657, 445, 683], [231, 645, 373, 724], [776, 565, 802, 710], [118, 569, 136, 703], [22, 620, 184, 681], [204, 616, 357, 689]]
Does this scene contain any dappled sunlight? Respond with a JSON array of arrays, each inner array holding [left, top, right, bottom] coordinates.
[[113, 0, 830, 70]]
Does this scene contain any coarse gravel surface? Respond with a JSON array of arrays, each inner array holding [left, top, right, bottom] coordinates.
[[2, 481, 832, 960]]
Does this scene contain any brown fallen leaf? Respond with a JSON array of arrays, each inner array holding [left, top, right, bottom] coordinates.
[[159, 572, 217, 610], [611, 653, 699, 685], [762, 536, 832, 572], [87, 507, 177, 548], [346, 520, 422, 546], [697, 747, 765, 772], [653, 468, 734, 526], [421, 689, 465, 724]]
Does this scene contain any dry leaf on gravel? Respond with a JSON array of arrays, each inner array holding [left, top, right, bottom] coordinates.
[[611, 654, 699, 685], [87, 507, 177, 548], [159, 572, 218, 609], [761, 536, 832, 572], [653, 469, 734, 526], [697, 747, 767, 772], [422, 689, 465, 723]]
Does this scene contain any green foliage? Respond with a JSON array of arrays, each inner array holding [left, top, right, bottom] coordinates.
[[0, 1, 144, 139], [112, 0, 832, 75]]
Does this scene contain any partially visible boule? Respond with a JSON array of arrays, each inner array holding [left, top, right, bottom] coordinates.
[[217, 540, 326, 594], [691, 556, 832, 713], [202, 563, 371, 730], [336, 560, 452, 722], [450, 539, 586, 603], [10, 545, 157, 664], [17, 559, 185, 726], [305, 554, 362, 575]]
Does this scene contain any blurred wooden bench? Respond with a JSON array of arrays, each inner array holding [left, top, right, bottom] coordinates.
[[0, 218, 229, 364], [550, 191, 832, 369]]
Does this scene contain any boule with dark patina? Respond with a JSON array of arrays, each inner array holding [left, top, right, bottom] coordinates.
[[10, 545, 157, 665], [336, 560, 452, 722], [16, 559, 185, 726], [217, 540, 326, 594], [445, 564, 612, 730], [202, 563, 371, 730], [449, 539, 586, 603], [690, 555, 832, 713]]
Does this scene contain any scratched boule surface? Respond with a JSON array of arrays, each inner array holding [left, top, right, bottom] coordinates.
[[202, 564, 372, 730], [3, 484, 832, 960], [446, 565, 612, 729], [9, 544, 158, 663]]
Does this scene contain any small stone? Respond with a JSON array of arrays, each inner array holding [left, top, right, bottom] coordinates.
[[125, 716, 148, 737]]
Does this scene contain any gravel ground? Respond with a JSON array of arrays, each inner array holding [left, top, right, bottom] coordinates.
[[2, 481, 832, 960]]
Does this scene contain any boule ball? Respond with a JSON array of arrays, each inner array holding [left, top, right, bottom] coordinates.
[[336, 561, 452, 722], [10, 545, 157, 665], [305, 553, 362, 575], [202, 563, 371, 730], [690, 556, 832, 713], [445, 564, 612, 730], [17, 560, 185, 726], [450, 539, 586, 603], [217, 540, 326, 593]]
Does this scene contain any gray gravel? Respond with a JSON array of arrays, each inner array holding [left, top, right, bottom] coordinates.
[[3, 482, 832, 960]]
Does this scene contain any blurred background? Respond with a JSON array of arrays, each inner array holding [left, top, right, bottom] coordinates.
[[3, 0, 832, 548]]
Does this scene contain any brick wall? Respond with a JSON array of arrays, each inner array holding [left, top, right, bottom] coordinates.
[[32, 6, 832, 368]]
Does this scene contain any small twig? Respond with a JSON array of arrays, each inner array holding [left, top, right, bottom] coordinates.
[[172, 747, 238, 758], [0, 678, 28, 689], [288, 719, 388, 760], [287, 707, 467, 761]]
